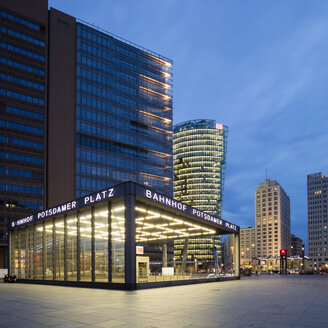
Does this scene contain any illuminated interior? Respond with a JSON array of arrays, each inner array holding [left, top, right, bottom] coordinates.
[[9, 190, 239, 288], [135, 205, 216, 242]]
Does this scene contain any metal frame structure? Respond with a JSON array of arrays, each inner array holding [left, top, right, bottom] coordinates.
[[9, 181, 240, 290]]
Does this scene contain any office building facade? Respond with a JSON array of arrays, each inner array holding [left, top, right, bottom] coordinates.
[[0, 0, 173, 269], [307, 172, 328, 271], [0, 0, 48, 268], [240, 227, 256, 268], [173, 120, 228, 270], [255, 179, 291, 258], [48, 9, 173, 207], [290, 234, 304, 258]]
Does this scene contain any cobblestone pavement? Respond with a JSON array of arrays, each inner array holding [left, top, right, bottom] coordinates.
[[0, 275, 327, 328]]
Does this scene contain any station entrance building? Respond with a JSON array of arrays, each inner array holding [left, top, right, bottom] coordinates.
[[9, 182, 239, 289]]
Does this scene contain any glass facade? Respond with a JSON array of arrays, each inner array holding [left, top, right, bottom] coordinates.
[[173, 120, 228, 270], [9, 182, 239, 288], [10, 199, 125, 284], [75, 23, 173, 198], [0, 7, 46, 268]]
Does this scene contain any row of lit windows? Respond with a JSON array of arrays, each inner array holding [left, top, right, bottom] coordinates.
[[0, 72, 44, 91], [79, 77, 136, 99], [78, 172, 134, 190], [78, 134, 168, 166], [1, 42, 45, 61], [0, 26, 45, 47], [6, 105, 44, 121], [0, 167, 42, 179], [0, 57, 45, 76], [79, 132, 157, 156], [0, 151, 43, 165], [78, 53, 139, 84], [79, 67, 137, 95], [77, 120, 166, 152], [0, 199, 42, 211], [0, 135, 43, 150], [140, 175, 166, 189], [139, 89, 170, 107], [0, 183, 43, 195], [77, 88, 169, 120], [78, 108, 169, 142], [78, 162, 134, 178], [0, 10, 41, 31], [80, 41, 138, 71], [0, 88, 44, 106], [77, 145, 167, 168], [80, 36, 171, 79], [78, 24, 172, 74], [0, 119, 43, 135], [77, 90, 136, 110]]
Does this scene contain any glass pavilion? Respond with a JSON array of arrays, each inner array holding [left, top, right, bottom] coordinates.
[[9, 181, 239, 290]]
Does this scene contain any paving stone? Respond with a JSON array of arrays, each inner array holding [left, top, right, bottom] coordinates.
[[0, 275, 327, 328]]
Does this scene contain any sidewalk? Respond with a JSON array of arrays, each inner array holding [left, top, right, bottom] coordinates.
[[0, 275, 327, 327]]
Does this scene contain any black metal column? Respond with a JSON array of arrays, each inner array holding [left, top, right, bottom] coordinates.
[[108, 202, 112, 283], [124, 182, 136, 290], [91, 206, 95, 283], [64, 215, 67, 281], [52, 218, 55, 280], [42, 221, 45, 280], [7, 231, 11, 274], [77, 210, 80, 282]]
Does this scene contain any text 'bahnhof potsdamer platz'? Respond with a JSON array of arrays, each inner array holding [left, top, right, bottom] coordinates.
[[8, 181, 239, 290]]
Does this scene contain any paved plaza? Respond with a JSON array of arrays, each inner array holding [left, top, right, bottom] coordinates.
[[0, 275, 327, 328]]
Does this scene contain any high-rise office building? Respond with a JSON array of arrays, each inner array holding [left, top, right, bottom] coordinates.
[[307, 172, 328, 270], [173, 119, 228, 270], [47, 9, 173, 206], [290, 234, 304, 258], [255, 179, 291, 258], [240, 227, 256, 268], [0, 0, 173, 269], [0, 0, 48, 268]]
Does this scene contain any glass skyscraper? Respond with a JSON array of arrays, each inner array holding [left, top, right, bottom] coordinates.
[[74, 22, 173, 198], [0, 1, 48, 268], [173, 119, 228, 270], [0, 0, 173, 269]]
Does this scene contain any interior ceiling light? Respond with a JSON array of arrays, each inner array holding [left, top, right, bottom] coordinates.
[[134, 206, 217, 242]]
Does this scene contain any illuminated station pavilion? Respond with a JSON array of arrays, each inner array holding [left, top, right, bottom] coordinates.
[[8, 181, 240, 290]]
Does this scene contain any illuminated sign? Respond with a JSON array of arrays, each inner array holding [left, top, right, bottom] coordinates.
[[143, 189, 238, 232], [10, 182, 239, 234], [84, 188, 114, 205], [145, 189, 187, 211], [11, 187, 115, 228], [136, 246, 144, 255]]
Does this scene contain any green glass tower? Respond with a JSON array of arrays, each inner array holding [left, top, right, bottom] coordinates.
[[173, 119, 228, 271]]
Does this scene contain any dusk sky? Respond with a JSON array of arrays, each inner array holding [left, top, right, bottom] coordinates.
[[50, 0, 328, 252]]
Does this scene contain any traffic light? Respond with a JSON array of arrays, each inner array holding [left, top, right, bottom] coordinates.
[[280, 249, 287, 258], [280, 249, 287, 273]]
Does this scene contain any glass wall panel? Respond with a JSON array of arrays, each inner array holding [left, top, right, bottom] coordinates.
[[79, 209, 92, 281], [19, 228, 26, 278], [55, 217, 64, 280], [26, 226, 34, 279], [35, 223, 43, 279], [66, 213, 78, 281], [111, 201, 125, 283], [94, 204, 108, 282], [44, 220, 53, 280], [11, 230, 19, 276]]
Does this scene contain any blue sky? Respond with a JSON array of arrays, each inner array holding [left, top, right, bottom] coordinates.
[[50, 0, 328, 252]]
